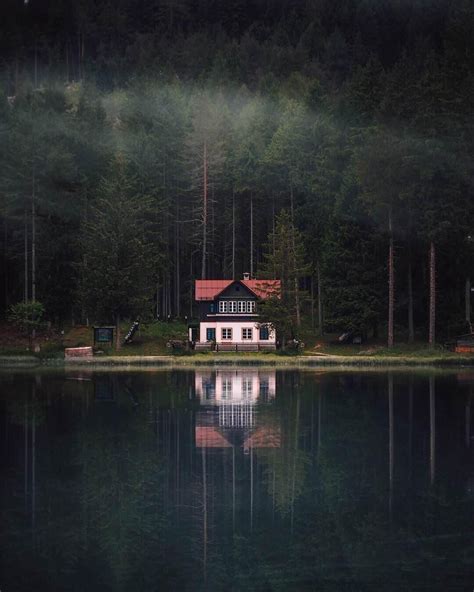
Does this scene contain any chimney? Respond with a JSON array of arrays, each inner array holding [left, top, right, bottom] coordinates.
[[243, 272, 250, 280]]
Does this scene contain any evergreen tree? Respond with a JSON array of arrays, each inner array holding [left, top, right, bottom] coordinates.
[[79, 154, 156, 346], [258, 209, 309, 345]]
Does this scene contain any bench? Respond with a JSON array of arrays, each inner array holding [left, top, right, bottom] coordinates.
[[65, 346, 93, 359]]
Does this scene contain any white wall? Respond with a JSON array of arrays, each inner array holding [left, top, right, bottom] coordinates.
[[199, 321, 275, 344]]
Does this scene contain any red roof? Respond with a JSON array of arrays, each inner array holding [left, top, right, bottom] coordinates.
[[195, 279, 280, 301]]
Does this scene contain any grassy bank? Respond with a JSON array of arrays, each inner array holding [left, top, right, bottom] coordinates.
[[1, 352, 474, 369], [0, 321, 473, 367]]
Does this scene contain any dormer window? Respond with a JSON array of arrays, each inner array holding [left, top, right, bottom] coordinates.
[[219, 300, 256, 314]]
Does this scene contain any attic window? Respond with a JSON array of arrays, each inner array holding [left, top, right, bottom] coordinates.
[[236, 286, 240, 291]]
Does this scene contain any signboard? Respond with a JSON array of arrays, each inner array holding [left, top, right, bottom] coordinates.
[[94, 327, 114, 345]]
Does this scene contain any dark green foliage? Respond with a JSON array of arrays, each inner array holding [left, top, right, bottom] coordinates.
[[321, 220, 385, 334], [8, 300, 44, 333], [79, 155, 156, 323], [258, 210, 309, 342], [0, 0, 472, 342]]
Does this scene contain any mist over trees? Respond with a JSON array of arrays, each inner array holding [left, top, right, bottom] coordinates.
[[0, 0, 473, 342]]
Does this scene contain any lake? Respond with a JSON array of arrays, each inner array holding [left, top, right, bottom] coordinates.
[[1, 367, 473, 591]]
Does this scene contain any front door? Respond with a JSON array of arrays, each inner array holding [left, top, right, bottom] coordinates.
[[206, 328, 216, 342]]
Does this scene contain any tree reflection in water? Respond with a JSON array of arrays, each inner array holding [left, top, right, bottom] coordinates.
[[0, 368, 473, 591]]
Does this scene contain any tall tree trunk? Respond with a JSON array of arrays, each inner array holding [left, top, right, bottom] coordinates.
[[408, 257, 414, 343], [289, 184, 301, 327], [429, 242, 436, 348], [232, 188, 235, 279], [34, 39, 38, 89], [250, 192, 254, 277], [15, 51, 19, 94], [201, 142, 207, 279], [272, 197, 276, 265], [31, 167, 37, 341], [31, 169, 36, 302], [115, 313, 121, 350], [156, 278, 160, 319], [317, 263, 323, 336], [24, 207, 28, 303], [388, 211, 394, 348], [310, 275, 315, 329], [3, 217, 10, 310], [175, 197, 180, 317], [65, 41, 69, 82]]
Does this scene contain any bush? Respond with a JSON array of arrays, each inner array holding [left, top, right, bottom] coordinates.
[[8, 301, 45, 334]]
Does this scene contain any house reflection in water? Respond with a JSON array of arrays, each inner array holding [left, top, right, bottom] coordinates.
[[195, 370, 280, 452]]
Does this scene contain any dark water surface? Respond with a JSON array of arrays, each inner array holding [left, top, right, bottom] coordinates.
[[1, 367, 473, 592]]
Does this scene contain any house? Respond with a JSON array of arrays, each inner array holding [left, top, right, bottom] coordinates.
[[191, 273, 280, 351]]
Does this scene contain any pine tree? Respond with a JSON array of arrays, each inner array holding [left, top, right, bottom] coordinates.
[[79, 154, 156, 347], [257, 210, 309, 346]]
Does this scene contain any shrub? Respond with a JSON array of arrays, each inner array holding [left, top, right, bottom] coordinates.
[[8, 301, 45, 334]]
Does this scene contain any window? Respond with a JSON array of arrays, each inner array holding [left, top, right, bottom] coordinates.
[[219, 301, 228, 313], [242, 328, 252, 340], [206, 328, 216, 341], [247, 301, 256, 313], [229, 301, 237, 313], [259, 326, 269, 340], [222, 328, 232, 340], [209, 303, 215, 313], [238, 301, 246, 313]]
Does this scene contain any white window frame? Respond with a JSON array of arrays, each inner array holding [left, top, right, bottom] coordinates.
[[242, 328, 252, 340], [222, 328, 232, 340], [219, 301, 228, 313], [246, 300, 256, 313], [229, 301, 237, 313], [238, 301, 246, 313]]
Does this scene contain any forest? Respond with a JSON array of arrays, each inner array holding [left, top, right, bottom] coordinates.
[[0, 0, 473, 345]]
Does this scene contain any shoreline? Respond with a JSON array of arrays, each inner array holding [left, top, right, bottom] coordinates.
[[1, 353, 474, 369]]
